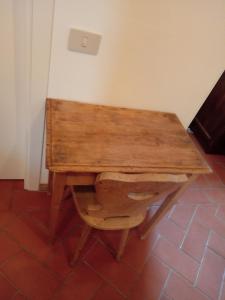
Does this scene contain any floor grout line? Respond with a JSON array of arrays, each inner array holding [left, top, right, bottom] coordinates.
[[158, 269, 172, 300], [50, 243, 99, 300], [2, 173, 225, 300], [0, 248, 23, 269], [0, 228, 75, 284], [88, 282, 105, 300], [218, 275, 225, 300], [179, 204, 199, 249], [0, 269, 28, 300], [11, 290, 29, 300], [83, 259, 128, 299], [166, 270, 212, 300], [193, 229, 211, 288], [151, 249, 197, 286], [165, 215, 187, 233]]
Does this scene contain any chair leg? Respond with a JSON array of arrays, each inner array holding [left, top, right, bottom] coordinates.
[[141, 175, 197, 240], [71, 224, 92, 266], [117, 229, 129, 261]]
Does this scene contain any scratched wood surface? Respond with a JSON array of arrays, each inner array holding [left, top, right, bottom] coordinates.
[[46, 98, 210, 174]]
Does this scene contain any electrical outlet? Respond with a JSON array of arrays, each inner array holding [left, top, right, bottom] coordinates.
[[68, 28, 102, 55]]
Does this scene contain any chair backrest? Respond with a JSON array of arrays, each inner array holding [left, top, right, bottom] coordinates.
[[87, 172, 188, 218]]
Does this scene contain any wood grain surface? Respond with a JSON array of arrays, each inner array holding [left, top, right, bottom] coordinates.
[[46, 98, 210, 174]]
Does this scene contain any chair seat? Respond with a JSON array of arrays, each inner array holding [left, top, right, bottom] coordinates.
[[75, 191, 146, 230], [69, 172, 188, 264]]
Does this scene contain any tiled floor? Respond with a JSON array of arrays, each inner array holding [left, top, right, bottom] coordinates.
[[1, 138, 225, 299]]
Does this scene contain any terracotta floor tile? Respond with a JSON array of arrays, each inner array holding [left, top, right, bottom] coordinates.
[[62, 225, 96, 262], [178, 189, 211, 205], [153, 237, 199, 283], [155, 217, 185, 246], [0, 180, 13, 211], [204, 188, 225, 205], [216, 204, 225, 220], [19, 212, 50, 242], [196, 249, 225, 300], [51, 206, 83, 240], [26, 210, 50, 229], [1, 251, 60, 300], [220, 282, 225, 300], [195, 205, 225, 239], [0, 231, 21, 263], [4, 215, 51, 261], [54, 263, 102, 300], [212, 164, 225, 184], [204, 154, 216, 167], [1, 140, 225, 300], [22, 206, 78, 245], [12, 190, 51, 214], [160, 294, 170, 300], [0, 212, 18, 228], [0, 272, 17, 299], [97, 230, 122, 251], [121, 229, 158, 273], [204, 172, 224, 187], [42, 241, 72, 279], [98, 229, 158, 273], [182, 221, 209, 261], [0, 180, 13, 189], [207, 154, 225, 167], [165, 272, 208, 300], [129, 255, 169, 300], [92, 284, 124, 300], [12, 292, 27, 299], [195, 204, 217, 224], [85, 241, 138, 296], [208, 231, 225, 259], [169, 204, 196, 229], [191, 175, 209, 188], [12, 180, 24, 191]]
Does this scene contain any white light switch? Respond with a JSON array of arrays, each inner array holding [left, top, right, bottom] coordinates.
[[68, 28, 102, 55]]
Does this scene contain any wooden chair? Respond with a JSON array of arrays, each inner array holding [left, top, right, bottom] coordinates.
[[70, 172, 188, 265]]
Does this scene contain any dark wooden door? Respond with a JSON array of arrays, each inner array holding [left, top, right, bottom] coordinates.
[[190, 71, 225, 154]]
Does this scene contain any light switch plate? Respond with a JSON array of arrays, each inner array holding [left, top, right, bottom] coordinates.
[[68, 28, 102, 55]]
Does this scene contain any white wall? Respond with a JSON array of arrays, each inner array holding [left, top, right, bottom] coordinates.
[[48, 0, 225, 127], [0, 0, 26, 178], [40, 0, 225, 183], [25, 0, 55, 189]]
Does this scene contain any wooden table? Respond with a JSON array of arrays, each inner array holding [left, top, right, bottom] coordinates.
[[46, 98, 211, 240]]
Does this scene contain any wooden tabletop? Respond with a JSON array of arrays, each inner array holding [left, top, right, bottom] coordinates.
[[46, 98, 210, 174]]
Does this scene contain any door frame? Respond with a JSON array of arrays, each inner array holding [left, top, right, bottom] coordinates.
[[21, 0, 55, 190]]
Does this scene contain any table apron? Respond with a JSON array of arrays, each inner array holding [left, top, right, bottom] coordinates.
[[50, 171, 195, 187]]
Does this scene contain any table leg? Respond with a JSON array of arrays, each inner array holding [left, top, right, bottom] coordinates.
[[49, 172, 66, 242], [141, 174, 198, 240], [47, 171, 53, 195]]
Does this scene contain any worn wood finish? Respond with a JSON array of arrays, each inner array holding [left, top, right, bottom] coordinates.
[[70, 189, 145, 230], [49, 172, 67, 241], [47, 171, 53, 194], [46, 98, 210, 175], [70, 172, 188, 262], [66, 173, 96, 186], [93, 172, 188, 219], [46, 98, 211, 240], [70, 223, 92, 265]]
